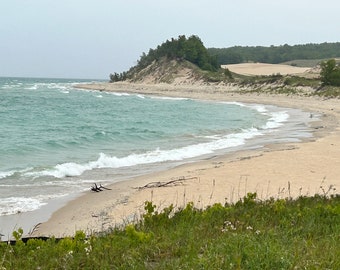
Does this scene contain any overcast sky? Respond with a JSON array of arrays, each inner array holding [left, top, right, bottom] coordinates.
[[1, 0, 339, 79]]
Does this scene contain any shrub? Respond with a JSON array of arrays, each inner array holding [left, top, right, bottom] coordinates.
[[320, 59, 340, 86]]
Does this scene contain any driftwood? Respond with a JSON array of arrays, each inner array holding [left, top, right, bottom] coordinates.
[[91, 183, 112, 192], [136, 176, 198, 190]]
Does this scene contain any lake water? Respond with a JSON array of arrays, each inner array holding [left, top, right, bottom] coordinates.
[[0, 77, 314, 219]]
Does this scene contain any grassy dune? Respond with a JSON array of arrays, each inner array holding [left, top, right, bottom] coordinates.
[[1, 194, 339, 269]]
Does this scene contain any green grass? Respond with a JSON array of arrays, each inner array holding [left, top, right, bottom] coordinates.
[[1, 193, 340, 269], [315, 86, 340, 98], [283, 76, 320, 88], [228, 73, 340, 97]]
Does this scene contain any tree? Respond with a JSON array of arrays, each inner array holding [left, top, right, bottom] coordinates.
[[109, 35, 221, 81], [134, 35, 218, 72], [320, 59, 340, 86], [207, 42, 340, 65]]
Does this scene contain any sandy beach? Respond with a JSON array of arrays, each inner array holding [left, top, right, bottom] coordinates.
[[29, 82, 340, 238]]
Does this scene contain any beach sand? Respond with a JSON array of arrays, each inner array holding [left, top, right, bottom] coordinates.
[[30, 82, 340, 238]]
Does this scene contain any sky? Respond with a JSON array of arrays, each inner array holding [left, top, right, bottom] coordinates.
[[1, 0, 339, 79]]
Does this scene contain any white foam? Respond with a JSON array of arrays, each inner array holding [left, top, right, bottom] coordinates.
[[251, 104, 268, 113], [20, 101, 291, 180], [223, 101, 268, 114], [150, 96, 189, 101], [0, 167, 33, 179], [262, 111, 289, 130], [24, 85, 38, 90], [224, 102, 289, 130], [232, 102, 289, 130], [0, 197, 46, 216], [1, 84, 16, 89], [111, 92, 130, 97], [25, 127, 266, 179], [0, 170, 15, 179], [25, 162, 93, 178]]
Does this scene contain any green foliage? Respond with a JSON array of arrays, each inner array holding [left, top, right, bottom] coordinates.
[[12, 228, 23, 242], [238, 73, 284, 86], [136, 35, 219, 72], [223, 68, 233, 79], [208, 42, 340, 65], [109, 35, 220, 82], [320, 59, 340, 86], [125, 224, 152, 243], [239, 192, 257, 206], [109, 71, 127, 82], [283, 76, 320, 88], [1, 195, 339, 269], [315, 85, 340, 98]]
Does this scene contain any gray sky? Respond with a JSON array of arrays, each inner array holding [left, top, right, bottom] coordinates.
[[1, 0, 339, 79]]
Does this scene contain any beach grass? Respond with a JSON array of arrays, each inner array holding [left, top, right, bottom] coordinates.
[[1, 193, 339, 269]]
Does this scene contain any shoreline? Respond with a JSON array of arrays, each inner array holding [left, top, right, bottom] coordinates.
[[14, 82, 340, 238]]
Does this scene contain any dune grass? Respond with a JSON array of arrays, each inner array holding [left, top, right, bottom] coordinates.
[[1, 193, 339, 269]]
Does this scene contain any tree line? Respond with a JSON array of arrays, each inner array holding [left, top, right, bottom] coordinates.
[[208, 43, 340, 65]]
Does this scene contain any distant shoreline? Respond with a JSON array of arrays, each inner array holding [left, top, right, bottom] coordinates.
[[27, 82, 340, 238]]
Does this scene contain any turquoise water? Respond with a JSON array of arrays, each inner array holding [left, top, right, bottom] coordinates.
[[0, 77, 312, 216]]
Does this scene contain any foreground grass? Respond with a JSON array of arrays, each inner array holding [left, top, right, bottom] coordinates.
[[1, 193, 339, 269]]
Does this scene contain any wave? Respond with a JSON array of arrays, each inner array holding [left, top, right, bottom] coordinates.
[[23, 108, 288, 179], [0, 170, 16, 179], [111, 92, 131, 97], [0, 167, 33, 180], [0, 196, 47, 216], [0, 178, 114, 216], [24, 85, 38, 90], [1, 84, 19, 89], [236, 102, 289, 129], [150, 96, 189, 101], [263, 111, 289, 129]]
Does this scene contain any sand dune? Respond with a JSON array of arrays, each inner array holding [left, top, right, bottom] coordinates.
[[222, 63, 312, 76]]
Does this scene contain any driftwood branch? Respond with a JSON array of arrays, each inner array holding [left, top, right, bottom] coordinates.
[[91, 183, 112, 192], [135, 176, 198, 190]]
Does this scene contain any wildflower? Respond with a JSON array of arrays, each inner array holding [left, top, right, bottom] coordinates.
[[84, 239, 92, 255], [224, 221, 232, 226], [255, 230, 261, 235], [246, 226, 253, 230], [85, 246, 92, 255], [222, 220, 237, 231]]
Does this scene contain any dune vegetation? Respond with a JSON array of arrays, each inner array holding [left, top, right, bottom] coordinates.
[[109, 35, 340, 98], [1, 193, 339, 269]]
